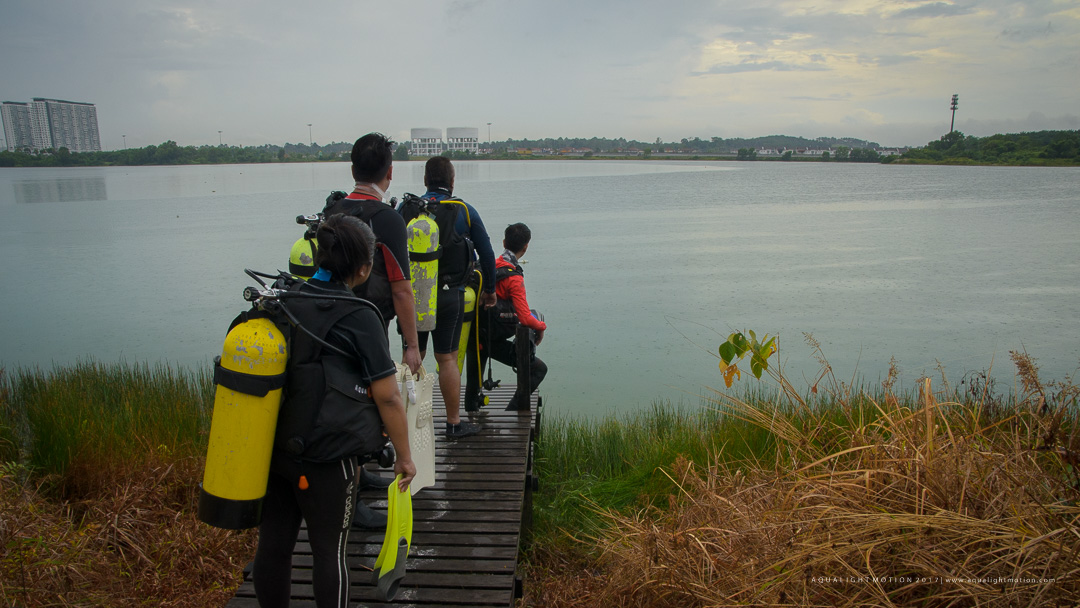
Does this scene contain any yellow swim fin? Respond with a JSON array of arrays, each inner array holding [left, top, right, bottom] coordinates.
[[373, 475, 413, 601]]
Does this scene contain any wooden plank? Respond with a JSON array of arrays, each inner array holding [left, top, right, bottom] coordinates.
[[227, 385, 538, 608], [261, 570, 517, 588], [233, 583, 513, 606], [289, 553, 518, 573]]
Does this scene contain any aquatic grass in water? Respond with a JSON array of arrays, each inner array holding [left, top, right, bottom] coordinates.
[[0, 360, 213, 490]]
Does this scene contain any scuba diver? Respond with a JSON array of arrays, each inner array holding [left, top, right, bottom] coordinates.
[[401, 156, 497, 438], [320, 132, 420, 529], [465, 222, 548, 411], [323, 132, 422, 376], [252, 213, 415, 608]]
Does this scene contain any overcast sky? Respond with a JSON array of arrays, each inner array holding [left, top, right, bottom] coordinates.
[[2, 0, 1077, 149]]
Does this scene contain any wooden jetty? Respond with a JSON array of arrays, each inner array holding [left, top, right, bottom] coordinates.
[[226, 385, 541, 608]]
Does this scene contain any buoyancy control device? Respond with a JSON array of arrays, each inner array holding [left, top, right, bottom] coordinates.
[[199, 270, 386, 530], [427, 195, 475, 288], [482, 258, 524, 343], [322, 191, 399, 321]]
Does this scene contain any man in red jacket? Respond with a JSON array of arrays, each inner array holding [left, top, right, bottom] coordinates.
[[467, 223, 548, 411]]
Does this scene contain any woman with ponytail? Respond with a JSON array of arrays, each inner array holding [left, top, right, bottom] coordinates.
[[253, 213, 415, 608]]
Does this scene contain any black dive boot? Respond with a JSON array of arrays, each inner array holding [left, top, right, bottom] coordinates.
[[352, 501, 388, 530]]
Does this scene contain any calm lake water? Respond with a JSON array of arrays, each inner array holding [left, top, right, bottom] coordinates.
[[2, 161, 1079, 416]]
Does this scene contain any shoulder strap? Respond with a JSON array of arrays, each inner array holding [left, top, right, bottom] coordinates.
[[439, 197, 472, 228], [283, 283, 383, 362], [326, 197, 392, 227], [355, 200, 393, 225], [495, 264, 521, 283]]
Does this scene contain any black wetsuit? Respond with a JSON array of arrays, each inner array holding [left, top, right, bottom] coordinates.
[[252, 277, 397, 608]]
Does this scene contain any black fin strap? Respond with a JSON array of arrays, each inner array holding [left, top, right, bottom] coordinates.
[[214, 356, 287, 397]]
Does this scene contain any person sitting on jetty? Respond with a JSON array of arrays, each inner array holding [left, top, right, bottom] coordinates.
[[466, 222, 548, 411], [252, 214, 415, 608]]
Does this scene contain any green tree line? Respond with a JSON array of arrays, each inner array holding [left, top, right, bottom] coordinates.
[[483, 134, 878, 154], [0, 140, 355, 168], [4, 130, 1076, 168], [900, 130, 1080, 165]]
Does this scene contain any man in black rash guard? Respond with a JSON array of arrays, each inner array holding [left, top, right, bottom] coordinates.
[[324, 132, 422, 376], [323, 133, 420, 528]]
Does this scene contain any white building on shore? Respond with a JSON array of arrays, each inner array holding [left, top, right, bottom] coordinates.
[[410, 128, 444, 157], [446, 127, 479, 154]]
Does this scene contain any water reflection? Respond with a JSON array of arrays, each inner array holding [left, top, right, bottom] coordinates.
[[14, 176, 108, 203]]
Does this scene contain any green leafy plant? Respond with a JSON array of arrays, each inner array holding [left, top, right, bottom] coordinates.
[[718, 330, 777, 388]]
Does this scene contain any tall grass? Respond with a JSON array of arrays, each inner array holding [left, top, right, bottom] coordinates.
[[0, 371, 19, 464], [1, 360, 212, 494], [0, 362, 254, 607], [535, 400, 767, 541], [533, 387, 897, 548], [527, 355, 1080, 606]]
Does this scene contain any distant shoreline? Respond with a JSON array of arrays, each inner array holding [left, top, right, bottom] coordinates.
[[4, 129, 1077, 168], [3, 155, 1076, 168]]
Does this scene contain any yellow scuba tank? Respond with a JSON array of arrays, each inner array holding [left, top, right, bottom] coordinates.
[[289, 236, 317, 280], [199, 315, 288, 530], [456, 282, 476, 373], [406, 207, 440, 331], [290, 211, 324, 280]]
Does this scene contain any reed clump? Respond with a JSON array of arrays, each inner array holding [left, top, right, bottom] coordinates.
[[0, 363, 256, 607], [1, 361, 212, 496], [1, 455, 256, 607], [529, 355, 1080, 607]]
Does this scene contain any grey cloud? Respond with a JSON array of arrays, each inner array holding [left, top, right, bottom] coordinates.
[[786, 94, 853, 102], [856, 54, 921, 67], [998, 21, 1056, 42], [696, 61, 830, 75], [893, 2, 975, 19]]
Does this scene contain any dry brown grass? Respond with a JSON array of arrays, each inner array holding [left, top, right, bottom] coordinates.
[[1, 454, 256, 607], [529, 376, 1080, 607]]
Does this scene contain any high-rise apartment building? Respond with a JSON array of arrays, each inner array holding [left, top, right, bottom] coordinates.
[[31, 98, 102, 152], [1, 102, 34, 152], [1, 98, 102, 153]]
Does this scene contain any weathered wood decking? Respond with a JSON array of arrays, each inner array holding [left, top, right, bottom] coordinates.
[[227, 386, 540, 608]]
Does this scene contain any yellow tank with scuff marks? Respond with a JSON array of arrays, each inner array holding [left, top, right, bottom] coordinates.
[[407, 213, 440, 331], [199, 316, 287, 530]]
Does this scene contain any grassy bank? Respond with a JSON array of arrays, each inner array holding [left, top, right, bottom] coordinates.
[[0, 363, 256, 607], [2, 356, 1078, 606], [526, 357, 1080, 606]]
